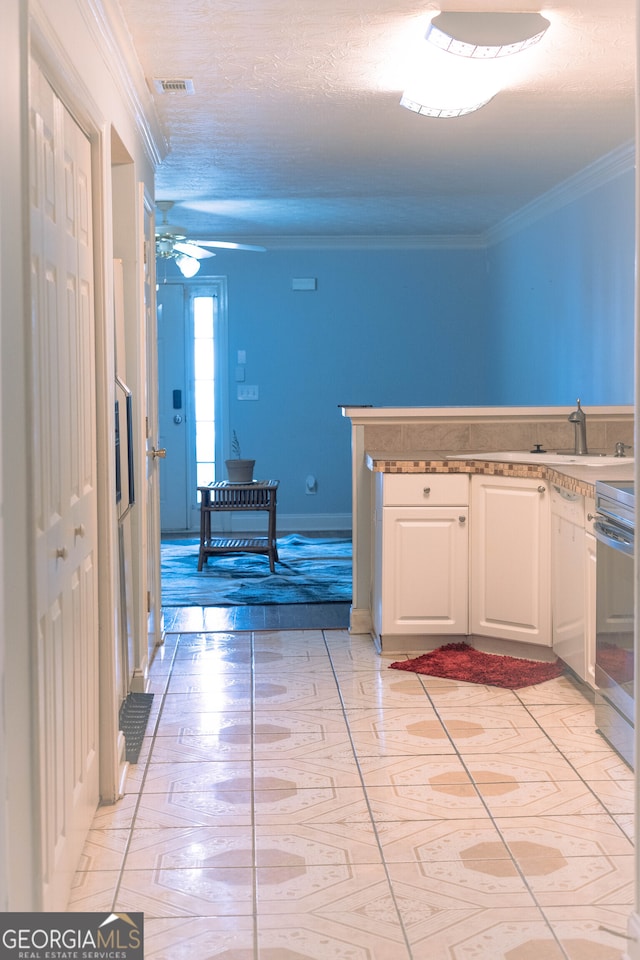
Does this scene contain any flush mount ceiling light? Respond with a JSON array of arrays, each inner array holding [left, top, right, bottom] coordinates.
[[401, 11, 550, 118], [427, 12, 550, 59]]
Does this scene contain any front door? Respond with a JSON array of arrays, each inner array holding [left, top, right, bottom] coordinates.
[[30, 59, 100, 910], [157, 281, 228, 533], [157, 283, 189, 530], [142, 188, 163, 666]]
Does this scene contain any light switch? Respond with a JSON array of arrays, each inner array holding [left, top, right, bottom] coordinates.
[[235, 365, 246, 382], [237, 350, 247, 364]]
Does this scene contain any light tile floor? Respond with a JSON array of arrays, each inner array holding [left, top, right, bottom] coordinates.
[[69, 624, 635, 959]]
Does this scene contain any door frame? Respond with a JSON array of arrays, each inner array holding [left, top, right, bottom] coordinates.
[[158, 276, 229, 532]]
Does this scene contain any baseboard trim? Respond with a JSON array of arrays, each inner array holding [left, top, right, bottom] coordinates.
[[116, 731, 128, 800], [165, 513, 353, 536], [349, 606, 372, 635]]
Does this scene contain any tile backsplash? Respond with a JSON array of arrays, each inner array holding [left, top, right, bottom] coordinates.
[[363, 413, 633, 457]]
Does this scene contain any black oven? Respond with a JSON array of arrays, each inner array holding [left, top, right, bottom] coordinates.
[[594, 479, 634, 767]]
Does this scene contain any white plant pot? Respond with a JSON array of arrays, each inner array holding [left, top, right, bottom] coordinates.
[[225, 458, 255, 483]]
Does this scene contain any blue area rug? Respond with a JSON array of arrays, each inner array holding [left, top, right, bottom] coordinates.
[[161, 534, 352, 606]]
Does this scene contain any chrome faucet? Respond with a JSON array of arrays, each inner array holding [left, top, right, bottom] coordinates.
[[568, 398, 588, 455]]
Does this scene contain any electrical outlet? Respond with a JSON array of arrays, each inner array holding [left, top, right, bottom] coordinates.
[[237, 384, 259, 400]]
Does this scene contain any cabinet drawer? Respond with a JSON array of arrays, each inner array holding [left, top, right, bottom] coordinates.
[[382, 473, 469, 506]]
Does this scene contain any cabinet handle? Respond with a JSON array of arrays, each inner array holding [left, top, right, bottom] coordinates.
[[56, 547, 68, 560], [587, 513, 595, 521], [537, 485, 546, 494], [458, 515, 466, 524], [423, 487, 431, 497]]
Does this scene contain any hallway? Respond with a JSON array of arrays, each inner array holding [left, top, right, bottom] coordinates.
[[68, 612, 634, 959]]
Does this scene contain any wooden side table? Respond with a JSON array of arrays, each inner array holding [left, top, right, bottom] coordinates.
[[197, 480, 280, 572]]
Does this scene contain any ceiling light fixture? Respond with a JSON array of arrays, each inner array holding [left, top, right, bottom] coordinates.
[[175, 254, 201, 278], [400, 12, 550, 119]]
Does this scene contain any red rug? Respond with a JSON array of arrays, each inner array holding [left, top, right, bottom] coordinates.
[[389, 642, 564, 689]]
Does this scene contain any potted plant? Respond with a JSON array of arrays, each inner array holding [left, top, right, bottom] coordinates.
[[225, 430, 255, 482]]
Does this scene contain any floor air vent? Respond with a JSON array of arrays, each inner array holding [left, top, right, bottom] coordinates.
[[119, 692, 154, 764]]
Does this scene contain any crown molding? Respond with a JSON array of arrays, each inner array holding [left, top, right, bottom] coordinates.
[[485, 141, 635, 247], [81, 0, 167, 167], [196, 144, 634, 253]]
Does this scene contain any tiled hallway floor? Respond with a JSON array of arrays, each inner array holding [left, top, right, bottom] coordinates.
[[69, 617, 635, 959]]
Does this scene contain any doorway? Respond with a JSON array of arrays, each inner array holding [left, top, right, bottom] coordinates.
[[157, 279, 229, 532]]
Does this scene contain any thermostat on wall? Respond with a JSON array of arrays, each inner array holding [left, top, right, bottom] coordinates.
[[291, 278, 317, 291]]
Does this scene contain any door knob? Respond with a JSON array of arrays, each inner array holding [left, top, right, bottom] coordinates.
[[149, 447, 166, 459], [173, 414, 183, 424]]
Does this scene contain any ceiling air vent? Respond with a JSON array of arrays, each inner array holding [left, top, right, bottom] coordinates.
[[152, 78, 195, 95]]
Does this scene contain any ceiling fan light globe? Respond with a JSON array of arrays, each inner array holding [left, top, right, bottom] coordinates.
[[175, 254, 201, 278]]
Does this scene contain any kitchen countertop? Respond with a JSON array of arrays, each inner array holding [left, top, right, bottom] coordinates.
[[342, 404, 633, 421], [366, 451, 635, 499]]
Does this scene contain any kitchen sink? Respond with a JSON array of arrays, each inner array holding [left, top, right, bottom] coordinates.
[[446, 451, 634, 467]]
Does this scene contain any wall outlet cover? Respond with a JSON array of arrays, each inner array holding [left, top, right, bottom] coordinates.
[[292, 278, 317, 291], [237, 384, 259, 400]]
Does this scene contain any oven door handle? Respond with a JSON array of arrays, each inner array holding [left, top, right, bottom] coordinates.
[[594, 519, 635, 556]]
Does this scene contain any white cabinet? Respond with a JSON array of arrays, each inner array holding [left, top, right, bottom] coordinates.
[[373, 474, 469, 642], [551, 484, 586, 677], [470, 474, 551, 646], [550, 488, 597, 688], [372, 469, 598, 658]]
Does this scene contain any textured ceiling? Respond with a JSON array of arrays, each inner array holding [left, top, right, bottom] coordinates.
[[116, 0, 635, 243]]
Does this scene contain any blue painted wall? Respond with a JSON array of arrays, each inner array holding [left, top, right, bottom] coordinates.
[[175, 156, 634, 527], [485, 167, 635, 405], [192, 246, 491, 524]]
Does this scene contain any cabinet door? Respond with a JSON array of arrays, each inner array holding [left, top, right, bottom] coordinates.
[[470, 475, 551, 646], [551, 508, 586, 678], [379, 507, 469, 635]]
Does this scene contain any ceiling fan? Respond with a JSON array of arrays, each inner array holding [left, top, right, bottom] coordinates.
[[155, 200, 266, 277]]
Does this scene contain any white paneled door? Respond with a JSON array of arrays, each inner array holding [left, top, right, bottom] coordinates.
[[30, 59, 99, 910], [157, 283, 189, 531]]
